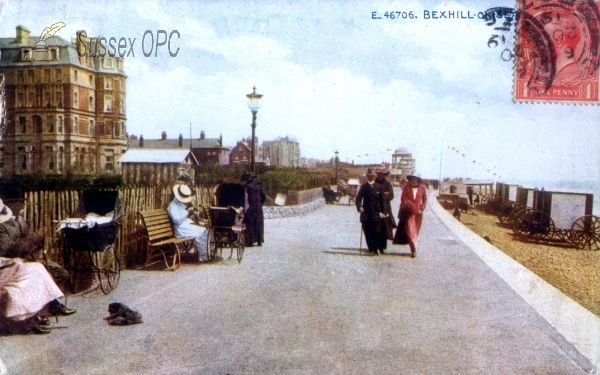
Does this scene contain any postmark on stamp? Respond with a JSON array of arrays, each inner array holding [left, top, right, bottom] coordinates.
[[514, 0, 600, 103]]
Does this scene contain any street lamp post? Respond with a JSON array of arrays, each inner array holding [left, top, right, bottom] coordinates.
[[335, 150, 339, 184], [246, 86, 263, 173]]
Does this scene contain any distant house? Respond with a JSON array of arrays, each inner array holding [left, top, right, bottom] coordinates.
[[119, 148, 198, 186], [128, 131, 229, 166], [229, 141, 252, 166], [262, 136, 300, 167]]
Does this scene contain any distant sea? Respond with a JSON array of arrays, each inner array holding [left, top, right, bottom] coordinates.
[[518, 180, 600, 216]]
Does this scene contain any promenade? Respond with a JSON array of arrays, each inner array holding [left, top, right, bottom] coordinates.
[[0, 189, 597, 374]]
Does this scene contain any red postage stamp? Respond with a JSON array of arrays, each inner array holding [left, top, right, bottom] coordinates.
[[514, 0, 600, 103]]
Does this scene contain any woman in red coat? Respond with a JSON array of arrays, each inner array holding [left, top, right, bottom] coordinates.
[[393, 174, 427, 257]]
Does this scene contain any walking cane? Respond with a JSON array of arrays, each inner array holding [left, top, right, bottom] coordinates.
[[359, 227, 363, 255]]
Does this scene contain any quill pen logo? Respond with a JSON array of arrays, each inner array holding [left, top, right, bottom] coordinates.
[[25, 22, 66, 61]]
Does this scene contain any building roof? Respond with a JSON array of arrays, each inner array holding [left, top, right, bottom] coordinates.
[[0, 29, 125, 75], [119, 149, 199, 164], [128, 138, 226, 149]]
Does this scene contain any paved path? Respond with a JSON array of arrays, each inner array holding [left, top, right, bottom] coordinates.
[[0, 191, 590, 374]]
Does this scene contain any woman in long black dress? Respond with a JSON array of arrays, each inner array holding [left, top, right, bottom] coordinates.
[[241, 173, 266, 247]]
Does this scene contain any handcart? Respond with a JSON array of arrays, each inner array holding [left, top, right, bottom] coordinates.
[[208, 183, 246, 263], [346, 178, 360, 204], [58, 190, 123, 294]]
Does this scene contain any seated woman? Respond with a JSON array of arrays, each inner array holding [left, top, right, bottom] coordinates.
[[0, 200, 75, 334]]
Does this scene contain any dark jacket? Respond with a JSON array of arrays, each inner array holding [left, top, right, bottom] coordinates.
[[355, 181, 385, 222]]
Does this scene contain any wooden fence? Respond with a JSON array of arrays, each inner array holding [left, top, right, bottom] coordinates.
[[23, 185, 216, 269]]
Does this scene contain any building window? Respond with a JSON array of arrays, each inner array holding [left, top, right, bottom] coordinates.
[[104, 77, 112, 90], [89, 96, 94, 111], [22, 49, 32, 61], [99, 122, 105, 135], [33, 115, 42, 134], [113, 122, 120, 138], [104, 96, 113, 112], [27, 70, 34, 83], [73, 70, 78, 82], [103, 57, 113, 70], [44, 69, 51, 83], [27, 92, 35, 107], [58, 146, 64, 172], [121, 123, 126, 138], [44, 91, 51, 107], [17, 70, 24, 83], [47, 116, 54, 133], [55, 69, 62, 82], [120, 99, 125, 114], [0, 147, 4, 168], [55, 92, 62, 107], [73, 117, 79, 135], [58, 116, 64, 133], [73, 91, 79, 109], [17, 93, 24, 107], [89, 75, 94, 87], [89, 120, 95, 136], [19, 117, 26, 133], [50, 48, 58, 60], [45, 146, 54, 170], [117, 58, 124, 72]]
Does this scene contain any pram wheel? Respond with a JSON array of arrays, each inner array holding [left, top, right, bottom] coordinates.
[[207, 229, 217, 261], [237, 231, 245, 263], [90, 245, 120, 295]]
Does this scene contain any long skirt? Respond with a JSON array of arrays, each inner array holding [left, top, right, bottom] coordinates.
[[393, 211, 423, 246], [0, 258, 64, 321]]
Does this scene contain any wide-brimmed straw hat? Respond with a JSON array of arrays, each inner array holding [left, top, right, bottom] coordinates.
[[0, 199, 14, 224], [173, 184, 194, 203], [366, 168, 377, 177]]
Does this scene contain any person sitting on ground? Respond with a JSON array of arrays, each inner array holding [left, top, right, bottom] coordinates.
[[0, 200, 75, 335], [167, 183, 210, 262]]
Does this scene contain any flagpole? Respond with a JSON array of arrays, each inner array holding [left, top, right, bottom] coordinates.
[[439, 139, 443, 185]]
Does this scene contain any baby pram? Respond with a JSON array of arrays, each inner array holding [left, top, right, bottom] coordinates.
[[58, 190, 123, 294], [208, 183, 246, 263]]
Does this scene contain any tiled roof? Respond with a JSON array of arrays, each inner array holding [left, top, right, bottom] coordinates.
[[119, 149, 198, 164]]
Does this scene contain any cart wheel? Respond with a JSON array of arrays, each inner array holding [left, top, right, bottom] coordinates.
[[237, 231, 245, 263], [207, 228, 217, 260], [569, 215, 600, 251], [515, 210, 555, 242], [95, 245, 120, 295], [498, 202, 520, 225], [509, 206, 529, 228]]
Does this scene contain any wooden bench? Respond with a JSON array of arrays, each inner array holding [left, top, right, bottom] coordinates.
[[138, 209, 195, 271]]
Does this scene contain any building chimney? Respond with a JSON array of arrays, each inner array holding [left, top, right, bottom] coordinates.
[[178, 134, 183, 147], [161, 131, 167, 140], [139, 135, 144, 147], [200, 131, 205, 140], [219, 133, 223, 146], [16, 26, 30, 45]]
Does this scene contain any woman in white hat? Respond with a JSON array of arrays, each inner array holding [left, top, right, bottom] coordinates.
[[393, 173, 427, 257], [167, 183, 209, 261]]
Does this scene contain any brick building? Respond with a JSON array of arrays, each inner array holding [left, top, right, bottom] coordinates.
[[128, 131, 229, 166], [0, 26, 128, 176]]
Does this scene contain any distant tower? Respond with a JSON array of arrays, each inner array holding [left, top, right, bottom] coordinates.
[[391, 148, 415, 181]]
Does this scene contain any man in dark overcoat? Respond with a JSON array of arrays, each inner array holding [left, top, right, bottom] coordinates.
[[241, 173, 266, 247], [375, 166, 397, 241], [355, 168, 387, 255]]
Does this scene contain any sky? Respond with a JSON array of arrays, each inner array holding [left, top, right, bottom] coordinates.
[[0, 0, 599, 184]]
